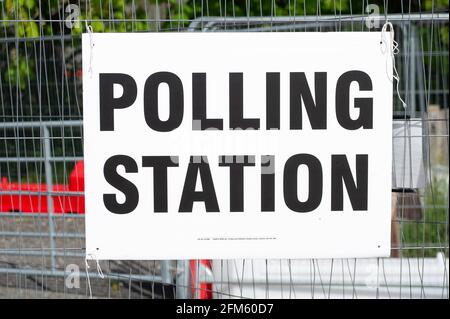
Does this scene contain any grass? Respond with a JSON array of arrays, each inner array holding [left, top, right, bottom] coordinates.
[[401, 178, 449, 258]]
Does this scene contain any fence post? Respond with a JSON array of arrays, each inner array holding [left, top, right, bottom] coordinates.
[[42, 125, 57, 272], [176, 260, 191, 299], [160, 260, 172, 282]]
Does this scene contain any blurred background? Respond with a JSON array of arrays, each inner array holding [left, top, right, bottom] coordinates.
[[0, 0, 448, 298]]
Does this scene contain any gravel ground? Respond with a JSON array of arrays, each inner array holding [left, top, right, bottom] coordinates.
[[0, 215, 172, 299]]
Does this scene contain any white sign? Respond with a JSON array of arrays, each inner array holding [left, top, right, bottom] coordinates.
[[83, 33, 393, 260], [392, 119, 426, 189]]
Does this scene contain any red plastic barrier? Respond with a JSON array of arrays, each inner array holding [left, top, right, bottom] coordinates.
[[190, 259, 213, 299], [0, 161, 85, 214]]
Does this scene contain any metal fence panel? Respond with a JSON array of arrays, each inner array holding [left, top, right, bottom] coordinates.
[[0, 0, 448, 299]]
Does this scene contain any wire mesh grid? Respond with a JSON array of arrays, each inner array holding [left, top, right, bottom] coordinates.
[[0, 0, 448, 299]]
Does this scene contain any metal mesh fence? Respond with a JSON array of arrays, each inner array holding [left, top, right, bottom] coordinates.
[[0, 0, 448, 299]]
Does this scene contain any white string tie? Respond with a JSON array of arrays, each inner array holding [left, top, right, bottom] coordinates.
[[380, 21, 407, 109], [85, 253, 105, 299], [85, 21, 94, 79]]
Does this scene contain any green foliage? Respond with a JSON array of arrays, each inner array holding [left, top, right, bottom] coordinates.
[[165, 0, 358, 27], [3, 48, 34, 90], [1, 0, 39, 37], [401, 179, 449, 258], [424, 0, 450, 10], [183, 0, 349, 16]]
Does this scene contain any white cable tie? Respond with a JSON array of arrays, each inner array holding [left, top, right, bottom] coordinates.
[[381, 21, 407, 109], [85, 21, 94, 79]]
